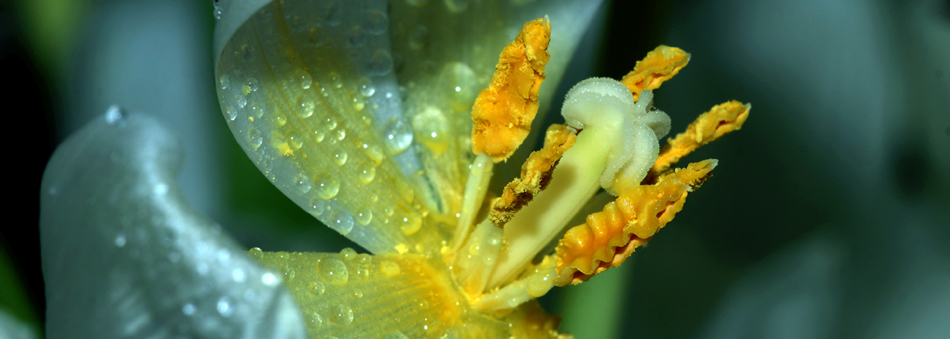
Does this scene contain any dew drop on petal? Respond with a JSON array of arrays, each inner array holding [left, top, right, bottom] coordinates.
[[320, 258, 349, 285], [355, 207, 372, 225], [328, 209, 355, 235], [365, 10, 388, 34], [248, 247, 264, 260], [369, 49, 393, 75], [357, 77, 375, 97], [294, 174, 312, 193], [310, 197, 326, 216], [357, 162, 375, 183], [308, 312, 324, 328], [315, 172, 340, 199], [383, 118, 413, 154], [216, 297, 232, 316], [297, 69, 313, 89], [248, 128, 263, 148], [309, 281, 326, 295], [328, 304, 354, 326]]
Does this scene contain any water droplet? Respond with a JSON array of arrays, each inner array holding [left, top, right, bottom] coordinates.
[[412, 106, 450, 153], [310, 197, 327, 216], [384, 207, 394, 216], [333, 150, 348, 166], [340, 247, 357, 259], [250, 103, 264, 118], [356, 207, 372, 225], [355, 77, 376, 97], [320, 86, 330, 97], [283, 266, 296, 282], [289, 133, 304, 149], [275, 114, 287, 126], [366, 10, 388, 34], [213, 6, 223, 19], [351, 289, 363, 299], [440, 62, 479, 110], [526, 271, 554, 297], [219, 74, 230, 90], [308, 312, 324, 328], [224, 106, 237, 121], [246, 77, 259, 91], [309, 281, 326, 295], [294, 174, 312, 193], [216, 297, 232, 316], [324, 116, 338, 130], [357, 163, 375, 183], [320, 258, 349, 285], [347, 26, 366, 47], [114, 234, 126, 247], [363, 143, 384, 165], [104, 105, 126, 126], [397, 213, 422, 235], [298, 97, 315, 118], [315, 172, 340, 199], [182, 303, 196, 315], [328, 209, 354, 235], [297, 69, 313, 89], [236, 95, 247, 108], [314, 129, 326, 143], [351, 96, 365, 111], [248, 128, 263, 148], [444, 0, 470, 12], [370, 49, 393, 75], [248, 247, 264, 260], [334, 128, 346, 141], [361, 115, 372, 125], [409, 25, 428, 50], [232, 267, 246, 282], [328, 304, 354, 326], [380, 260, 400, 276], [329, 72, 343, 88], [383, 118, 413, 154]]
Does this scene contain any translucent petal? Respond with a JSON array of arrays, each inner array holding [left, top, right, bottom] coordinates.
[[254, 249, 566, 338], [212, 0, 604, 255], [40, 111, 305, 338]]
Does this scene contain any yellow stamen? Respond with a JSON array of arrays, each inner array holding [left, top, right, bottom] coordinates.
[[650, 100, 750, 178], [490, 124, 577, 228], [553, 159, 716, 286], [472, 17, 551, 162], [620, 45, 690, 101]]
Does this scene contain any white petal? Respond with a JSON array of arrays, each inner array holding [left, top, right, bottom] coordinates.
[[41, 110, 305, 338]]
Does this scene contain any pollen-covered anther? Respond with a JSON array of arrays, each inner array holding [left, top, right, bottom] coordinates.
[[471, 17, 551, 162], [490, 124, 577, 228], [553, 159, 717, 286], [620, 45, 690, 101], [649, 100, 750, 179]]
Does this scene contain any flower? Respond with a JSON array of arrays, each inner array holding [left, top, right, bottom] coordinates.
[[40, 0, 747, 338]]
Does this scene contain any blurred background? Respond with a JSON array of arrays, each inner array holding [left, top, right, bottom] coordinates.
[[5, 0, 949, 338]]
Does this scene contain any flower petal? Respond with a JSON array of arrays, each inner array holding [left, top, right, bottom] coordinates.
[[253, 248, 565, 338], [212, 0, 605, 255], [40, 110, 305, 338]]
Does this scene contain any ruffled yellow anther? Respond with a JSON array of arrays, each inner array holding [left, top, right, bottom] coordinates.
[[553, 159, 717, 286], [472, 17, 551, 162], [490, 124, 577, 228], [620, 45, 690, 101], [650, 100, 750, 177]]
